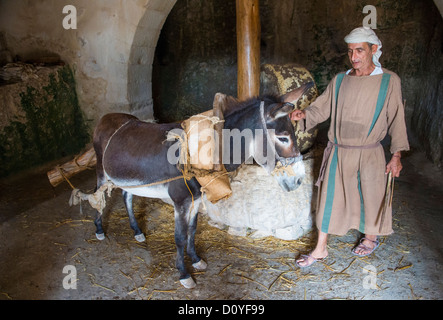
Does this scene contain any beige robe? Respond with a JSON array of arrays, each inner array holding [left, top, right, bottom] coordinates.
[[305, 68, 409, 236]]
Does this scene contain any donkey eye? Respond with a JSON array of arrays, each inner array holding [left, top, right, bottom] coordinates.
[[277, 137, 289, 143]]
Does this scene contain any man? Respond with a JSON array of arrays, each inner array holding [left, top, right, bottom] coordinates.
[[291, 27, 409, 267]]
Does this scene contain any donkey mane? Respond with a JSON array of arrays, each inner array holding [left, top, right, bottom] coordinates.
[[222, 94, 282, 117]]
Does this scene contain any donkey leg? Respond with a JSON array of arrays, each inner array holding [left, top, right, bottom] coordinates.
[[94, 166, 106, 240], [186, 198, 207, 271], [94, 212, 105, 240], [174, 204, 196, 289], [122, 190, 145, 242]]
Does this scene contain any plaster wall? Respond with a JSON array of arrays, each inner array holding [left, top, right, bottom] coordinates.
[[0, 0, 176, 127]]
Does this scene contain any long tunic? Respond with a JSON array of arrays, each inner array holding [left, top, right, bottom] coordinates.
[[305, 68, 409, 236]]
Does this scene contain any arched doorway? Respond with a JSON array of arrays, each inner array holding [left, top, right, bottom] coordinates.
[[151, 0, 238, 123], [127, 0, 177, 120]]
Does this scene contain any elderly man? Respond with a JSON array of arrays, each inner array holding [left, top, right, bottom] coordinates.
[[292, 27, 409, 267]]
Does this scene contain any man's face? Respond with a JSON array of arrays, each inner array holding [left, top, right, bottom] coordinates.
[[347, 42, 377, 72]]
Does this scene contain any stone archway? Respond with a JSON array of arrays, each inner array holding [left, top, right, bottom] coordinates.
[[127, 0, 177, 120]]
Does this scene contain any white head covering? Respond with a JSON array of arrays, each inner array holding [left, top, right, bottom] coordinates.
[[344, 27, 382, 67]]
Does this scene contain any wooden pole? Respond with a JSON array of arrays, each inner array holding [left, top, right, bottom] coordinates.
[[236, 0, 260, 100]]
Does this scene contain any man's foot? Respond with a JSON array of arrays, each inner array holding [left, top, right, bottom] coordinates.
[[296, 249, 328, 268], [352, 237, 379, 257]]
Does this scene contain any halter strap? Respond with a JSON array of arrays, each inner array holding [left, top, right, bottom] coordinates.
[[259, 101, 302, 167]]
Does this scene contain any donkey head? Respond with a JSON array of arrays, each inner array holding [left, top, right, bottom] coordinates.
[[255, 82, 314, 192]]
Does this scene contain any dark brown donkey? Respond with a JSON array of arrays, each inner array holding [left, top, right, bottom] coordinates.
[[92, 83, 313, 288]]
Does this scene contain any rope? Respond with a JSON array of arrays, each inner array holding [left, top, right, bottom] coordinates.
[[259, 101, 302, 176], [166, 121, 226, 180], [181, 114, 224, 179], [69, 118, 190, 213], [199, 171, 230, 189], [69, 174, 188, 215], [102, 119, 134, 173], [184, 115, 224, 138], [166, 130, 193, 180], [54, 147, 96, 189], [119, 175, 184, 189], [182, 173, 195, 220], [73, 151, 95, 170], [56, 166, 76, 190]]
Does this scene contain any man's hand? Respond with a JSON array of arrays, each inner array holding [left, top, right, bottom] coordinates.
[[290, 110, 306, 121], [386, 152, 403, 177]]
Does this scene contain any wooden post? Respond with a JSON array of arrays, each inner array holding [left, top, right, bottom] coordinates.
[[236, 0, 260, 100]]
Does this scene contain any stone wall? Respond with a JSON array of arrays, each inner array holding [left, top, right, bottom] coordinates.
[[0, 63, 89, 176], [410, 20, 443, 166], [0, 0, 176, 128]]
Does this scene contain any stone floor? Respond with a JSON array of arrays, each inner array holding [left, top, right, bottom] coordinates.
[[0, 145, 442, 301]]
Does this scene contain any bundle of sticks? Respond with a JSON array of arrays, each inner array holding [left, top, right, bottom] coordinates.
[[47, 146, 96, 187], [379, 171, 394, 233]]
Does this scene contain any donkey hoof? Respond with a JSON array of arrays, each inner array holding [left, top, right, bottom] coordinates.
[[192, 259, 207, 270], [95, 233, 105, 241], [180, 277, 197, 289], [134, 233, 146, 242]]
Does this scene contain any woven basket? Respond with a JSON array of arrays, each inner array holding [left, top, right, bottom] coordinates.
[[180, 93, 232, 203], [196, 168, 232, 203], [181, 110, 220, 171]]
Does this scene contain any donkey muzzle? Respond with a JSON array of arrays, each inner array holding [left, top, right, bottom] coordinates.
[[272, 156, 305, 192]]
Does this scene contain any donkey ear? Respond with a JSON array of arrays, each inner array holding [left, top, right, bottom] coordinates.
[[216, 93, 239, 115], [269, 102, 295, 120], [280, 81, 314, 104], [213, 92, 228, 115]]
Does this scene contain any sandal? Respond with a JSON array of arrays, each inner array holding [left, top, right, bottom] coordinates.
[[296, 253, 328, 268], [351, 237, 380, 257]]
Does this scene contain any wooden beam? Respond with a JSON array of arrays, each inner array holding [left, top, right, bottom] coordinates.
[[47, 147, 96, 187], [236, 0, 260, 100]]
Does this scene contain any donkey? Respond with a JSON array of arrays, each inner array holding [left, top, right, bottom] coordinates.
[[92, 82, 313, 288]]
